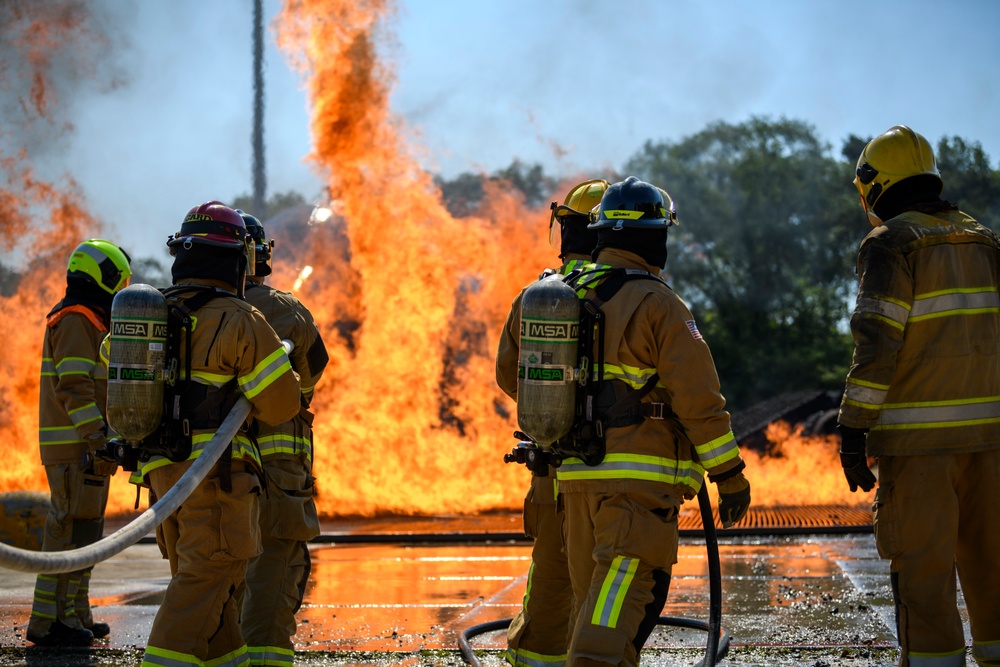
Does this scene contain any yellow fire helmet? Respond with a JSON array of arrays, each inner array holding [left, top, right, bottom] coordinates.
[[67, 239, 132, 295], [548, 178, 611, 249], [854, 125, 942, 226]]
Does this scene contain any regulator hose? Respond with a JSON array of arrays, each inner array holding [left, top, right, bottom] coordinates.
[[0, 396, 252, 574], [458, 483, 729, 666]]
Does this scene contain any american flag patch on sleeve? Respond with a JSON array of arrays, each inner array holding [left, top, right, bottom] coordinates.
[[685, 320, 703, 340]]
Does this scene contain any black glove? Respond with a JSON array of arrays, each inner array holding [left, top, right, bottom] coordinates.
[[716, 473, 751, 528], [837, 424, 876, 492]]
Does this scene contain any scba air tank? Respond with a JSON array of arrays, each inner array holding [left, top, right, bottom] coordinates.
[[107, 283, 168, 443], [517, 273, 580, 448]]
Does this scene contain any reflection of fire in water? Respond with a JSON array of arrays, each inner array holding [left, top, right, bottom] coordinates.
[[0, 0, 872, 520]]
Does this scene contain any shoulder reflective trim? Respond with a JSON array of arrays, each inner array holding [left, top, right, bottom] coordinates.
[[68, 403, 103, 427], [504, 648, 567, 667], [55, 357, 97, 376], [246, 645, 295, 666], [602, 363, 658, 390], [906, 648, 968, 666], [855, 295, 910, 329], [844, 379, 889, 408], [142, 642, 250, 666], [39, 426, 86, 445], [695, 431, 739, 469], [592, 555, 638, 629], [556, 453, 705, 491], [909, 288, 1000, 321], [240, 348, 293, 399], [973, 639, 1000, 661], [188, 370, 238, 387], [872, 396, 1000, 430]]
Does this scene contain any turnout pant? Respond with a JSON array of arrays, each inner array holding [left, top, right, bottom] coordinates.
[[243, 458, 320, 666], [875, 450, 1000, 667], [142, 460, 261, 667], [28, 463, 109, 637], [506, 474, 573, 667], [562, 490, 677, 667]]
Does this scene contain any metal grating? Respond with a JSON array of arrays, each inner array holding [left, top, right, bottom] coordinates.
[[315, 505, 873, 544]]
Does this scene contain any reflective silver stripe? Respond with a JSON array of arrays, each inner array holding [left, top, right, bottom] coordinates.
[[694, 431, 739, 469], [592, 555, 637, 628], [843, 380, 889, 408], [556, 454, 704, 491], [40, 359, 55, 376], [75, 241, 108, 265], [68, 403, 102, 427], [910, 288, 1000, 321], [907, 648, 967, 666], [855, 296, 909, 329], [39, 426, 85, 445], [877, 397, 1000, 428], [246, 645, 294, 666], [504, 647, 568, 667], [974, 640, 1000, 661], [240, 348, 291, 399], [55, 357, 96, 376]]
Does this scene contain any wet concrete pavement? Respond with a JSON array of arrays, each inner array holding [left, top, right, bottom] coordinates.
[[0, 510, 977, 666]]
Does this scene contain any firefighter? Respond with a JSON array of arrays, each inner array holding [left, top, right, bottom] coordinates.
[[238, 211, 329, 667], [558, 177, 750, 667], [837, 126, 1000, 667], [496, 178, 609, 667], [138, 201, 300, 667], [27, 239, 131, 647]]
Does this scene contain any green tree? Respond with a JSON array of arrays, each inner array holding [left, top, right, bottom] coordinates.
[[625, 117, 864, 410], [435, 160, 556, 217], [935, 136, 1000, 226]]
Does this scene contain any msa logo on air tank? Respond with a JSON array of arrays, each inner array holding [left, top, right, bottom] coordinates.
[[111, 321, 169, 338], [108, 366, 159, 382], [519, 318, 579, 342]]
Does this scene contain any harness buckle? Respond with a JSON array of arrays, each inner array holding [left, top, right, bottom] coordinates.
[[648, 403, 665, 420]]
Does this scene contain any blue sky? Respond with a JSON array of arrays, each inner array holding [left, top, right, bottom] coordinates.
[[21, 0, 1000, 261]]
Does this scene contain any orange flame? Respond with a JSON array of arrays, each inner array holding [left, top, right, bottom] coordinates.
[[741, 421, 874, 507]]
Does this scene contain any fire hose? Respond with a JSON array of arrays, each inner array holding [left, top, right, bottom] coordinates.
[[0, 396, 252, 574], [458, 483, 730, 667]]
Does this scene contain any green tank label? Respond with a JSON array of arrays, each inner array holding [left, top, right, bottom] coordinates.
[[518, 364, 574, 384]]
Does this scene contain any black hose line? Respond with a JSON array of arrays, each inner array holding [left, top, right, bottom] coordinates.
[[458, 483, 729, 666]]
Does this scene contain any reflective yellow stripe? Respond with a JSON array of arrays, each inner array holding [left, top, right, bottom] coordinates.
[[246, 645, 295, 667], [257, 434, 311, 461], [602, 363, 659, 390], [39, 426, 85, 445], [873, 395, 1000, 431], [186, 370, 236, 387], [973, 639, 1000, 662], [240, 348, 291, 399], [592, 555, 638, 628], [556, 453, 705, 493], [910, 287, 1000, 321], [504, 647, 567, 667], [907, 648, 967, 666], [695, 430, 739, 469], [55, 356, 96, 376], [68, 402, 103, 427], [843, 378, 890, 409]]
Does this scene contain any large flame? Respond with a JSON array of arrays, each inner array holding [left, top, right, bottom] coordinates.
[[0, 0, 871, 520]]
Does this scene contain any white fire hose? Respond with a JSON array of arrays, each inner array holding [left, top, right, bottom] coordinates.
[[0, 396, 252, 574]]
